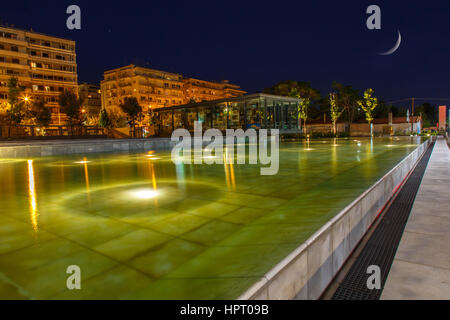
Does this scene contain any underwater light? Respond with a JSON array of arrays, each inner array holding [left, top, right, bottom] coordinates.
[[131, 189, 158, 199], [74, 160, 91, 164]]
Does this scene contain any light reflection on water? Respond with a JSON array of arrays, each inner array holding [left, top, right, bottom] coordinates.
[[27, 160, 38, 232]]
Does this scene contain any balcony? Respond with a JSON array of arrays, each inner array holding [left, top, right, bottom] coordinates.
[[0, 60, 29, 70], [0, 37, 26, 47], [0, 48, 28, 58], [28, 42, 75, 53], [31, 54, 77, 65]]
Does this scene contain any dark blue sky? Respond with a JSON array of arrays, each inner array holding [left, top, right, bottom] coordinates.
[[3, 0, 450, 106]]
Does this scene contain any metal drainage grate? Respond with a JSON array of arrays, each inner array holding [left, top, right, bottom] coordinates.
[[332, 141, 435, 300]]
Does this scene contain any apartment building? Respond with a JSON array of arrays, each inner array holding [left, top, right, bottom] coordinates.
[[183, 78, 246, 104], [0, 25, 77, 124], [101, 64, 245, 123], [79, 83, 101, 117], [101, 65, 184, 117]]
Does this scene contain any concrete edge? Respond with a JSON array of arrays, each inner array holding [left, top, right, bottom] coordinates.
[[0, 138, 176, 157]]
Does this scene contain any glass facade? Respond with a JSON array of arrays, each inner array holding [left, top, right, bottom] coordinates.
[[154, 93, 301, 136]]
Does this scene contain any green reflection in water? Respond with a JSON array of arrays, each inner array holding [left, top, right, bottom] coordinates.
[[0, 137, 424, 299]]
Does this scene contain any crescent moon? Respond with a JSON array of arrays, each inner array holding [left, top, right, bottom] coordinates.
[[379, 30, 402, 55]]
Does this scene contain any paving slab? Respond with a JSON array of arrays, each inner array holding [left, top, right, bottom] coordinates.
[[382, 137, 450, 300]]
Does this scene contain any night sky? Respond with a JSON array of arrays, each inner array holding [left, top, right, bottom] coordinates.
[[2, 0, 450, 106]]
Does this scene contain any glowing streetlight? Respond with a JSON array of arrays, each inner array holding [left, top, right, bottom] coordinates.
[[21, 95, 31, 104]]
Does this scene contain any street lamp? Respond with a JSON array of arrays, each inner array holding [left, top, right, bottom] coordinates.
[[21, 95, 31, 105]]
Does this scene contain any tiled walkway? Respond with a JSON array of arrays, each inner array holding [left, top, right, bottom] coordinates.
[[382, 137, 450, 299]]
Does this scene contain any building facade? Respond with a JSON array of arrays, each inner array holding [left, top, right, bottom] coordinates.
[[101, 65, 184, 117], [183, 78, 246, 103], [78, 83, 101, 117], [100, 65, 245, 124], [0, 26, 78, 124], [438, 105, 447, 131]]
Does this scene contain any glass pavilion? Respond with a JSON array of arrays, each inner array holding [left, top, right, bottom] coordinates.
[[154, 93, 302, 136]]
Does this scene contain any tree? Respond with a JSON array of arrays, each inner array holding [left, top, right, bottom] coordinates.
[[290, 88, 310, 133], [357, 88, 378, 135], [298, 98, 310, 133], [58, 91, 83, 133], [331, 82, 361, 124], [329, 92, 344, 136], [373, 100, 393, 119], [98, 108, 111, 128], [29, 98, 51, 127], [264, 80, 321, 101], [6, 77, 26, 124], [415, 103, 437, 127], [5, 77, 26, 137], [148, 108, 161, 136], [390, 105, 406, 117], [119, 97, 142, 137]]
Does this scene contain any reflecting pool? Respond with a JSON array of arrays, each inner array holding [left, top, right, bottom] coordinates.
[[0, 137, 424, 299]]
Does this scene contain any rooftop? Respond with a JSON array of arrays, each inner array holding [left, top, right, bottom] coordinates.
[[154, 93, 302, 111], [0, 24, 76, 43]]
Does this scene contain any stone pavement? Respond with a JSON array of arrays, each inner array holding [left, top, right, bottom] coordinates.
[[382, 137, 450, 299]]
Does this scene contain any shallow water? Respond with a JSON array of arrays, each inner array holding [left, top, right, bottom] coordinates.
[[0, 137, 423, 299]]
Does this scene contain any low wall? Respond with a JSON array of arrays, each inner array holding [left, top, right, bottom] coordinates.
[[0, 138, 176, 158], [350, 123, 421, 136], [238, 138, 431, 300], [308, 123, 348, 134]]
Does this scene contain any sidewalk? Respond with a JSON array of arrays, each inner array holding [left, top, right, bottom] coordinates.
[[382, 137, 450, 299]]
